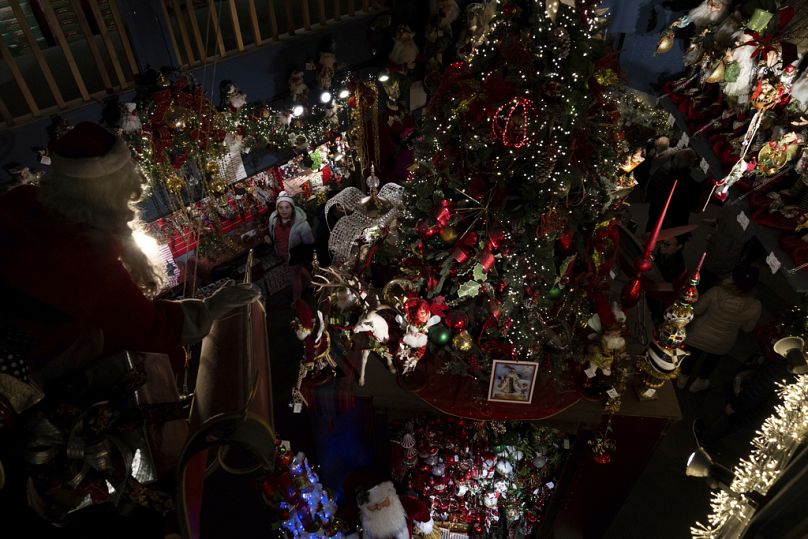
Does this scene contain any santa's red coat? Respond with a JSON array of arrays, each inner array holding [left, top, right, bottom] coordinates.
[[0, 185, 185, 370]]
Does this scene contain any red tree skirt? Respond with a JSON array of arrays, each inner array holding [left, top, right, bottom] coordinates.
[[413, 371, 581, 421]]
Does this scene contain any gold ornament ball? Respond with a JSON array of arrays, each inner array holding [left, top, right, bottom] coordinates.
[[594, 68, 618, 87], [210, 178, 227, 196], [440, 226, 460, 244], [165, 174, 186, 196], [205, 161, 220, 175], [452, 331, 474, 353]]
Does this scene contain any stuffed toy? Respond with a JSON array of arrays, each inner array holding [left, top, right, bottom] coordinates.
[[357, 481, 437, 539], [389, 26, 418, 71], [220, 80, 247, 111], [289, 70, 309, 105], [119, 102, 142, 134]]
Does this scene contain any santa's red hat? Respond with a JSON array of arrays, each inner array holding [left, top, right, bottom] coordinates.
[[293, 299, 314, 328], [48, 122, 132, 179]]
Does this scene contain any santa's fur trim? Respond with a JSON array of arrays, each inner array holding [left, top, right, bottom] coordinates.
[[688, 0, 729, 29], [51, 137, 133, 179]]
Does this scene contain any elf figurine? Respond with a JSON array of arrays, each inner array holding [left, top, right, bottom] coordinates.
[[290, 299, 336, 409]]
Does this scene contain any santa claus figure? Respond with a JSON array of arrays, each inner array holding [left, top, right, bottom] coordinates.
[[358, 481, 436, 539], [289, 70, 310, 105], [389, 26, 418, 71]]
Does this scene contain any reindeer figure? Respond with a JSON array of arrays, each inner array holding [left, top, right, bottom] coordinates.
[[353, 306, 397, 386]]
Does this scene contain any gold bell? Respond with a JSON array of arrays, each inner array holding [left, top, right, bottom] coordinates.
[[209, 177, 227, 196], [656, 32, 675, 55]]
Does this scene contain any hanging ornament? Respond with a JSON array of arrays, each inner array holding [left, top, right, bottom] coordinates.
[[703, 60, 725, 84], [452, 330, 474, 352], [429, 324, 452, 345], [548, 286, 563, 300], [209, 177, 227, 196], [594, 68, 618, 87], [165, 174, 186, 196], [444, 310, 469, 333], [656, 31, 675, 55], [440, 225, 460, 244], [491, 97, 534, 149], [164, 104, 191, 130], [205, 161, 221, 175]]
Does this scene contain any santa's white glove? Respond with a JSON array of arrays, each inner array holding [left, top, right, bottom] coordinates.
[[179, 283, 262, 344]]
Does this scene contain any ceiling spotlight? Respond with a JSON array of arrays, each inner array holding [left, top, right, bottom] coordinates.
[[320, 91, 332, 104], [773, 336, 808, 374], [292, 105, 304, 117], [338, 88, 350, 99], [686, 447, 734, 491], [378, 72, 390, 82]]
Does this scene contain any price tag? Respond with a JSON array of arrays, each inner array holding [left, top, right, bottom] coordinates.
[[667, 113, 675, 126], [280, 440, 291, 450], [563, 439, 570, 449], [766, 252, 781, 274], [737, 211, 750, 231], [609, 268, 617, 280], [606, 388, 620, 399], [545, 481, 555, 490], [40, 155, 52, 166], [584, 365, 598, 378], [643, 388, 657, 398], [293, 402, 303, 414], [677, 132, 690, 148], [700, 158, 709, 174]]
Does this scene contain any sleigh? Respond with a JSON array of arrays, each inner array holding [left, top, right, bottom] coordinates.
[[176, 250, 276, 538]]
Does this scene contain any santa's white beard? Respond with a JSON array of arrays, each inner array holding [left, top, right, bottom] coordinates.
[[724, 32, 757, 102], [688, 0, 728, 28], [360, 494, 409, 539]]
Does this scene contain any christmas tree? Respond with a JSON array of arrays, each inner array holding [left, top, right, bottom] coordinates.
[[394, 0, 635, 377], [261, 444, 347, 538]]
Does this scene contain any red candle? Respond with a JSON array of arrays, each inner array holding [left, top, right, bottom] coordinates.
[[644, 180, 678, 260]]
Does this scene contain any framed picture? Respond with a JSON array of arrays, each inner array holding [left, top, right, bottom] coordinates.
[[487, 360, 539, 404]]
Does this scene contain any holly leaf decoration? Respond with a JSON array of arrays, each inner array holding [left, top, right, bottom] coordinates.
[[473, 263, 488, 282], [458, 280, 481, 298]]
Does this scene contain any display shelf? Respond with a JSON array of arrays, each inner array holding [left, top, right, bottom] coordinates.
[[658, 95, 808, 292]]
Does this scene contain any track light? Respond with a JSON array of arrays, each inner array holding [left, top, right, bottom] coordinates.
[[773, 336, 808, 374], [378, 72, 390, 82], [686, 447, 734, 491], [292, 105, 304, 117], [320, 91, 332, 104], [338, 88, 350, 99]]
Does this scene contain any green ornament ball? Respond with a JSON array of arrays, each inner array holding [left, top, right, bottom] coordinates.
[[429, 324, 452, 345], [548, 286, 563, 300]]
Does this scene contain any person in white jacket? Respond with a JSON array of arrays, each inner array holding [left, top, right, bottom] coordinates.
[[678, 265, 762, 392], [267, 192, 315, 300]]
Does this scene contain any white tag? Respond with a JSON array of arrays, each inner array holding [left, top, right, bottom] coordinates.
[[281, 440, 291, 450], [40, 155, 52, 165], [677, 132, 689, 148], [700, 158, 709, 174], [766, 252, 781, 274], [584, 366, 598, 378], [737, 211, 750, 231], [606, 388, 620, 399], [293, 402, 303, 413], [563, 439, 570, 449], [546, 481, 555, 489], [667, 113, 675, 126], [643, 388, 657, 398], [609, 268, 617, 280]]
